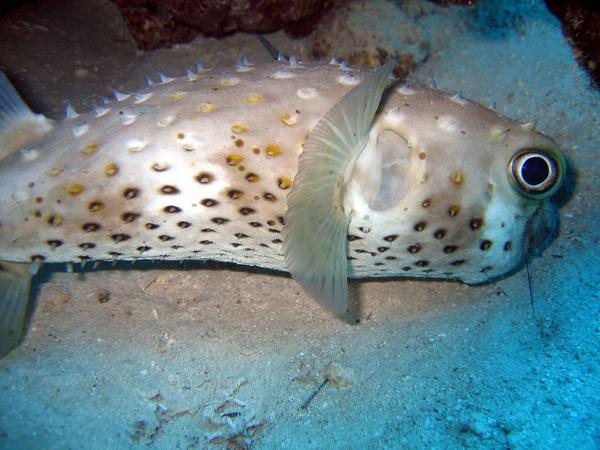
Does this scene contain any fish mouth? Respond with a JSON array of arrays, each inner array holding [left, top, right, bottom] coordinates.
[[523, 202, 559, 257]]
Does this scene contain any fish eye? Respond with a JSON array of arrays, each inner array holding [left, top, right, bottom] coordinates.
[[508, 148, 564, 199]]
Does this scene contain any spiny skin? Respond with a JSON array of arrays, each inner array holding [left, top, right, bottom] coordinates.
[[0, 61, 561, 284]]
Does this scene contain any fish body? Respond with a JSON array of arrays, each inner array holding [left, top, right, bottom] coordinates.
[[0, 59, 565, 356]]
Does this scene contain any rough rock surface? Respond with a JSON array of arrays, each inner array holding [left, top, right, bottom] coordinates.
[[545, 0, 600, 88], [305, 0, 430, 76], [113, 0, 344, 49]]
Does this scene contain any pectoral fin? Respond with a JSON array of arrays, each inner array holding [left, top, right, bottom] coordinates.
[[0, 71, 53, 161], [0, 261, 32, 358], [283, 63, 394, 315]]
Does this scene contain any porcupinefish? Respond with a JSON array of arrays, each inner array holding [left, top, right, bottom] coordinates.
[[0, 59, 565, 357]]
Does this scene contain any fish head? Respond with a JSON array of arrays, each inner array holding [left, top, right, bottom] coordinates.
[[344, 86, 566, 283]]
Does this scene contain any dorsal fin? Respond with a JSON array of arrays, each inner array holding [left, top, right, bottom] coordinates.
[[0, 72, 53, 161], [283, 62, 394, 315]]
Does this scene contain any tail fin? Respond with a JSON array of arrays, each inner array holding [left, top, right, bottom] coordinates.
[[0, 261, 32, 358], [0, 72, 53, 160]]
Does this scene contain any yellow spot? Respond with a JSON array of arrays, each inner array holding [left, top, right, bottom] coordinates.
[[450, 171, 464, 186], [266, 145, 282, 157], [226, 154, 244, 166], [278, 176, 292, 189], [280, 113, 298, 126], [245, 93, 263, 105], [198, 102, 217, 113], [169, 91, 187, 102], [48, 165, 64, 177], [89, 201, 105, 212], [104, 162, 119, 176], [220, 77, 240, 87], [48, 214, 63, 227], [82, 143, 98, 155], [490, 125, 510, 139], [231, 123, 249, 134], [66, 183, 85, 196]]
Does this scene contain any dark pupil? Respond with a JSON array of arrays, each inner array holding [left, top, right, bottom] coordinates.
[[522, 156, 550, 186]]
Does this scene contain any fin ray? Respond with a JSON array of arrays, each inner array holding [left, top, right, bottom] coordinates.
[[0, 72, 53, 160], [0, 262, 32, 358], [283, 63, 394, 315]]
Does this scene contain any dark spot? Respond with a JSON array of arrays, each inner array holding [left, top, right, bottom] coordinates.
[[201, 228, 215, 233], [231, 242, 242, 248], [82, 222, 101, 232], [239, 207, 256, 216], [235, 139, 244, 147], [196, 172, 214, 184], [503, 241, 512, 251], [108, 251, 122, 257], [123, 188, 140, 200], [201, 198, 218, 207], [137, 246, 151, 252], [267, 220, 276, 226], [480, 240, 493, 251], [249, 222, 262, 228], [277, 215, 285, 225], [374, 262, 384, 266], [448, 205, 461, 217], [402, 266, 411, 271], [111, 233, 131, 242], [79, 243, 96, 250], [48, 215, 62, 227], [377, 247, 389, 253], [163, 205, 182, 213], [122, 212, 140, 223], [212, 217, 230, 225], [171, 245, 183, 249], [200, 240, 213, 245], [145, 223, 159, 230], [47, 239, 63, 248], [227, 189, 244, 200], [34, 210, 42, 218], [235, 233, 249, 239], [89, 201, 105, 212], [260, 243, 270, 248], [384, 234, 398, 242], [470, 218, 484, 230], [481, 266, 493, 273], [159, 235, 174, 241], [245, 173, 260, 183], [434, 229, 446, 239], [151, 162, 170, 172], [414, 221, 427, 232], [160, 185, 180, 195], [78, 256, 91, 262], [407, 244, 421, 254], [268, 228, 280, 233], [30, 255, 45, 262], [176, 132, 185, 139], [415, 260, 429, 267], [272, 238, 283, 244], [253, 148, 260, 154], [35, 196, 43, 204], [386, 256, 397, 261], [263, 192, 277, 202], [421, 199, 430, 208], [348, 235, 361, 241], [443, 245, 459, 254], [177, 221, 191, 229], [451, 260, 466, 266]]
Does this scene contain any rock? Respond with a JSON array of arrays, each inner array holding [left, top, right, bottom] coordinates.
[[545, 0, 600, 88], [305, 0, 430, 76], [113, 0, 345, 50]]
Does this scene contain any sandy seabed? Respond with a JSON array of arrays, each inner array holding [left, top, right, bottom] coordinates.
[[0, 0, 598, 448]]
